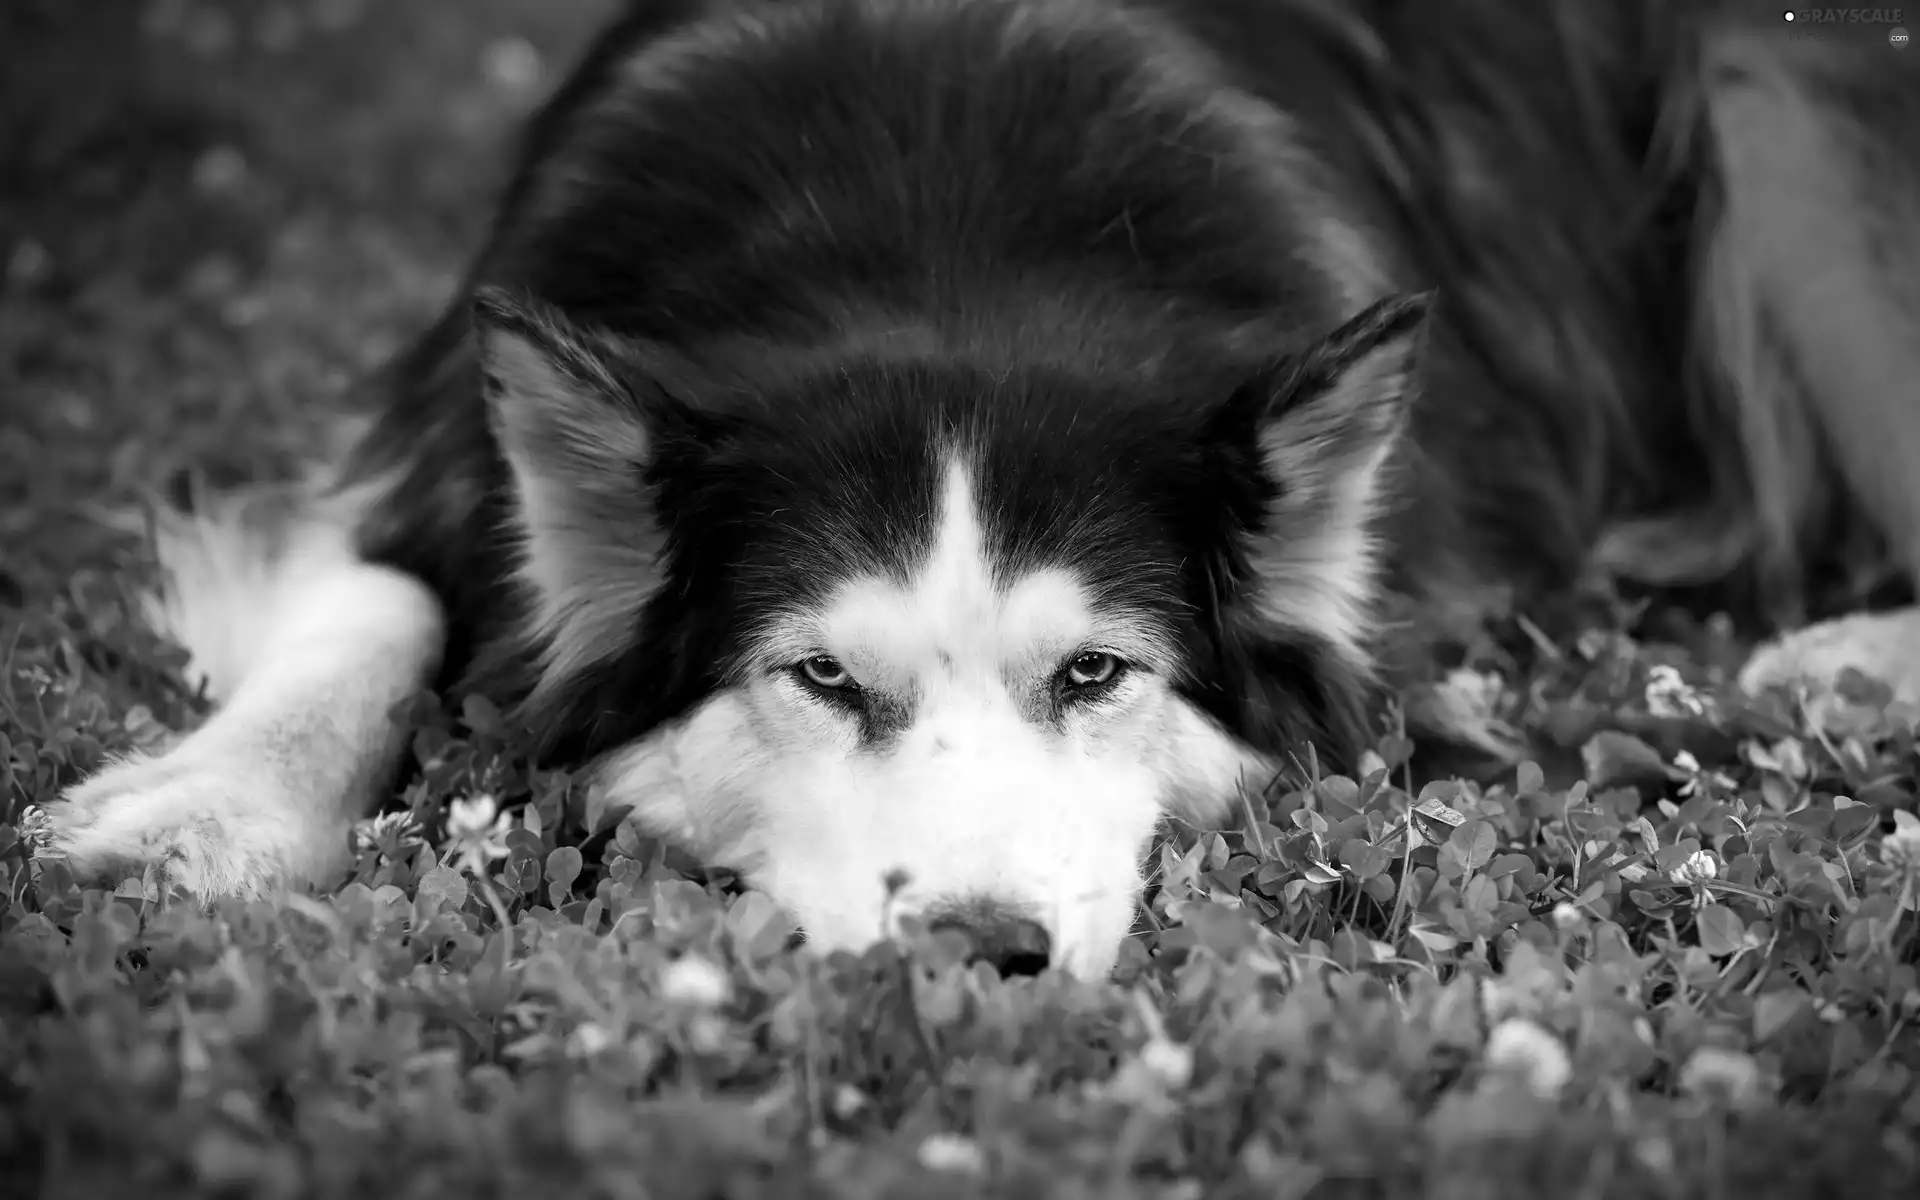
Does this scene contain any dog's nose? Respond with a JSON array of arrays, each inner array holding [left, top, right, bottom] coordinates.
[[926, 901, 1052, 976]]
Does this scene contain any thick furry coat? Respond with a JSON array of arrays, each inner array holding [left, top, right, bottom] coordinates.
[[42, 0, 1920, 976]]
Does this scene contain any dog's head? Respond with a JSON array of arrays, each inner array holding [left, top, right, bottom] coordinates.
[[474, 286, 1427, 977]]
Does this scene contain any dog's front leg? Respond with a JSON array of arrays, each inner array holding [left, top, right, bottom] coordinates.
[[1739, 607, 1920, 718], [40, 558, 444, 900]]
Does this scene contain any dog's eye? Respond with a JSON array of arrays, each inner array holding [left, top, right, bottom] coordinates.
[[796, 655, 856, 690], [1060, 651, 1124, 691]]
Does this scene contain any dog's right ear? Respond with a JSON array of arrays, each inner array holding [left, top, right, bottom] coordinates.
[[470, 286, 676, 712], [1214, 292, 1431, 673]]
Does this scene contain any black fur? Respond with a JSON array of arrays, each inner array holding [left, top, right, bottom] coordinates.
[[333, 0, 1849, 776]]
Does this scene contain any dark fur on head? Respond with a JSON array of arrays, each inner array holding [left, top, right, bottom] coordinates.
[[340, 0, 1454, 778], [455, 282, 1426, 770], [332, 0, 1913, 783]]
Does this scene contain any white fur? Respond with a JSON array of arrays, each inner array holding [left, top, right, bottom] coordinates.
[[1246, 336, 1410, 677], [1740, 607, 1920, 709], [44, 482, 445, 898], [590, 454, 1264, 977], [1248, 438, 1393, 674]]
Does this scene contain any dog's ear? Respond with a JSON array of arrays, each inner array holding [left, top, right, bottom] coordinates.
[[471, 285, 680, 710], [1229, 292, 1432, 671]]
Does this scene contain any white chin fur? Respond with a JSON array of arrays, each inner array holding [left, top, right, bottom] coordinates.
[[753, 730, 1163, 981]]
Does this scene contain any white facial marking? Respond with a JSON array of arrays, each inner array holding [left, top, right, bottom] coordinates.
[[820, 464, 1137, 692], [594, 452, 1268, 978]]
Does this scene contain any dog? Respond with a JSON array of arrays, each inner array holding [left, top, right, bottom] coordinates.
[[38, 0, 1920, 978]]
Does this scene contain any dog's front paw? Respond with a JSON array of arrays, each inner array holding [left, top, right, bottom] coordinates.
[[37, 748, 343, 900], [1739, 608, 1920, 706]]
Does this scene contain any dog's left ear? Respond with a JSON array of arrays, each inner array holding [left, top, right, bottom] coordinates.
[[1229, 292, 1433, 670], [471, 285, 688, 713]]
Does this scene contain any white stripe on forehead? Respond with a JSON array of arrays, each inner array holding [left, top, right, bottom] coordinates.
[[827, 455, 1088, 683], [750, 453, 1168, 685]]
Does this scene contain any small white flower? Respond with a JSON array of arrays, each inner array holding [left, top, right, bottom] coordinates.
[[1483, 1018, 1573, 1099], [1677, 1047, 1768, 1108], [1671, 751, 1735, 799], [660, 955, 733, 1009], [1138, 1037, 1195, 1090], [685, 1012, 730, 1055], [1551, 902, 1585, 932], [1669, 850, 1719, 887], [831, 1085, 868, 1120], [1418, 668, 1524, 758], [1634, 1136, 1676, 1178], [1445, 667, 1506, 713], [565, 1022, 615, 1058], [445, 793, 513, 877], [917, 1133, 986, 1175], [353, 809, 420, 855], [1884, 810, 1920, 869], [16, 805, 54, 853], [447, 793, 502, 839], [1645, 665, 1707, 718]]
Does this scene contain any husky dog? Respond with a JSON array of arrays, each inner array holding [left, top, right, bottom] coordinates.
[[42, 0, 1920, 977]]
